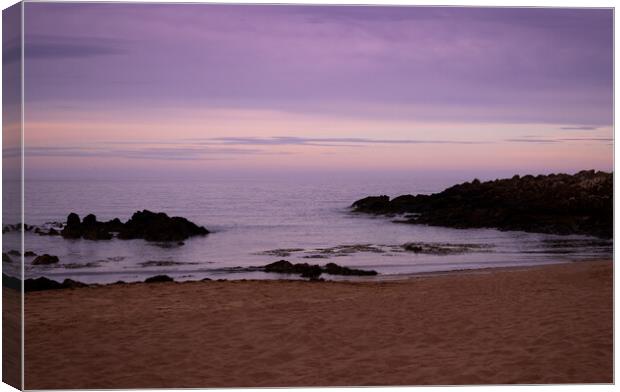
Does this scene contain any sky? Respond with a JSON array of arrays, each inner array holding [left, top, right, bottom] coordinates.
[[16, 3, 613, 178]]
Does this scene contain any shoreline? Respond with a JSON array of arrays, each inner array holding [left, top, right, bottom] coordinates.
[[24, 259, 613, 388], [15, 257, 611, 288]]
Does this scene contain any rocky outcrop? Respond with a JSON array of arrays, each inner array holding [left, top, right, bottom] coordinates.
[[19, 275, 88, 292], [323, 262, 379, 276], [32, 254, 60, 265], [352, 170, 613, 238], [117, 210, 208, 242], [3, 274, 20, 290], [144, 275, 174, 283], [263, 260, 377, 279], [61, 210, 209, 242]]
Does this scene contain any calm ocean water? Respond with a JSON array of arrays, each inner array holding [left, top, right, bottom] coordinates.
[[6, 173, 612, 283]]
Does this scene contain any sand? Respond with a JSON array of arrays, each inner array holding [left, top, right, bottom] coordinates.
[[3, 285, 21, 389], [24, 260, 612, 389]]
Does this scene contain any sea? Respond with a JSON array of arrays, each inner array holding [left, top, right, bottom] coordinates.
[[4, 172, 613, 283]]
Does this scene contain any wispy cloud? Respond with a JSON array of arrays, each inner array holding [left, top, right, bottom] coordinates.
[[204, 136, 485, 146], [18, 145, 274, 161], [506, 137, 613, 144], [505, 138, 561, 144], [10, 136, 485, 162], [559, 137, 613, 142], [559, 126, 599, 130]]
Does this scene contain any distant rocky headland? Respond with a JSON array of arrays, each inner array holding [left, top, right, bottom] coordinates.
[[351, 170, 612, 238]]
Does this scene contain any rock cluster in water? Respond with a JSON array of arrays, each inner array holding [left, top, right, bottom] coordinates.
[[263, 260, 378, 279], [61, 210, 209, 242], [352, 170, 612, 238], [32, 254, 60, 265]]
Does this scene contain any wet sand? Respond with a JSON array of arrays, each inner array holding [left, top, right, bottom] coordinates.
[[24, 260, 612, 388]]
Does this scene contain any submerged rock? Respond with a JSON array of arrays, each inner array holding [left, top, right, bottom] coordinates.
[[256, 248, 305, 257], [139, 260, 198, 267], [402, 242, 493, 255], [32, 254, 60, 265], [24, 251, 37, 257], [352, 170, 613, 238], [2, 253, 13, 263]]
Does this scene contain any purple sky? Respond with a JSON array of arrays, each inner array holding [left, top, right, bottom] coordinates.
[[20, 3, 613, 177]]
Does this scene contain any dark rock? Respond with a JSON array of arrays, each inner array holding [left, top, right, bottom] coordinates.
[[24, 277, 88, 292], [32, 254, 60, 265], [262, 260, 377, 279], [118, 210, 209, 242], [144, 275, 174, 283], [351, 195, 390, 213], [264, 260, 296, 273], [60, 210, 209, 242], [24, 277, 63, 292], [62, 279, 88, 289], [61, 213, 83, 239], [299, 264, 323, 279], [24, 251, 37, 257], [67, 213, 81, 227], [3, 274, 21, 290], [3, 253, 13, 263], [7, 250, 20, 256], [323, 262, 378, 276], [352, 170, 613, 238], [82, 214, 97, 227]]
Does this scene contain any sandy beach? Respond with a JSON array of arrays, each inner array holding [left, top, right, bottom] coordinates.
[[24, 260, 612, 389]]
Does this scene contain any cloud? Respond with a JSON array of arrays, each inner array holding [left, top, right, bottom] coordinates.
[[20, 144, 273, 161], [23, 4, 612, 126], [12, 136, 485, 162], [505, 138, 561, 144], [205, 136, 485, 146], [2, 35, 128, 65], [559, 126, 599, 130], [558, 137, 613, 142], [506, 137, 612, 144]]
